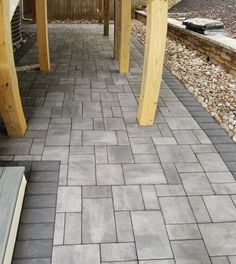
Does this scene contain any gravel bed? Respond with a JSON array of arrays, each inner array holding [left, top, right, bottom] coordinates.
[[49, 19, 100, 24], [131, 19, 236, 142]]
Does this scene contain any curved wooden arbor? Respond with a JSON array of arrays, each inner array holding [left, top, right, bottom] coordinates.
[[0, 0, 168, 137]]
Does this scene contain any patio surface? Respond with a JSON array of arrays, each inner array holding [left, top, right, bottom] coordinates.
[[1, 24, 236, 264]]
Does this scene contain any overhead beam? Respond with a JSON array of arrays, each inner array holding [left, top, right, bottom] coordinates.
[[35, 0, 50, 71], [119, 0, 131, 73], [137, 0, 168, 126], [0, 0, 27, 137], [114, 0, 121, 60], [103, 0, 109, 36]]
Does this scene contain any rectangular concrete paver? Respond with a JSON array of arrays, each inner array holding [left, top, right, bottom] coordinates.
[[199, 223, 236, 256], [113, 186, 144, 211], [82, 186, 112, 198], [157, 145, 197, 163], [82, 198, 116, 243], [101, 243, 137, 262], [64, 213, 81, 244], [83, 131, 117, 145], [155, 184, 185, 196], [197, 153, 229, 172], [180, 172, 214, 195], [123, 164, 166, 184], [132, 211, 173, 260], [57, 187, 81, 213], [160, 197, 195, 224], [97, 164, 124, 185], [68, 155, 95, 185], [46, 124, 71, 146], [166, 224, 201, 240], [108, 146, 134, 163], [203, 195, 236, 222], [53, 213, 64, 246], [52, 244, 100, 264], [171, 240, 211, 264], [115, 211, 134, 242]]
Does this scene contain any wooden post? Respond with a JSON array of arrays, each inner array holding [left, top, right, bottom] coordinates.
[[35, 0, 50, 71], [114, 0, 121, 60], [137, 0, 168, 126], [119, 0, 131, 73], [98, 0, 103, 23], [0, 0, 27, 137], [103, 0, 109, 36]]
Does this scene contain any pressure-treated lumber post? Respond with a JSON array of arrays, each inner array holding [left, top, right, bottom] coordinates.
[[0, 0, 27, 137], [119, 0, 131, 73], [137, 0, 168, 126], [103, 0, 109, 36], [114, 0, 121, 60], [98, 0, 103, 23], [35, 0, 50, 71]]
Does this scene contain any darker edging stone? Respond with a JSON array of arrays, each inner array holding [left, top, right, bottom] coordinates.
[[131, 36, 236, 179], [0, 160, 60, 264]]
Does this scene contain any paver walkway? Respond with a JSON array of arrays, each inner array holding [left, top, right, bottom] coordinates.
[[1, 24, 236, 264]]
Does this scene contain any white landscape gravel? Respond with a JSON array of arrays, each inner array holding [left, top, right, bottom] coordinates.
[[131, 19, 236, 142]]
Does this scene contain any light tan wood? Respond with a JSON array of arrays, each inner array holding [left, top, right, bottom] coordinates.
[[103, 0, 109, 36], [119, 0, 131, 73], [36, 0, 50, 71], [137, 0, 168, 126], [114, 0, 121, 60], [0, 0, 27, 137]]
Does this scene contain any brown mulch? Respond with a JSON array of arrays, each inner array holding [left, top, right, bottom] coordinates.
[[169, 0, 236, 39]]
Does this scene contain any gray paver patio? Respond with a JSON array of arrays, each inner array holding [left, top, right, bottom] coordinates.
[[1, 23, 236, 263]]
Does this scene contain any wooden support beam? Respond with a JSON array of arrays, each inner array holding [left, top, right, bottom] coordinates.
[[119, 0, 131, 73], [114, 0, 121, 60], [0, 0, 27, 137], [35, 0, 50, 71], [98, 0, 103, 23], [103, 0, 109, 36], [137, 0, 168, 126]]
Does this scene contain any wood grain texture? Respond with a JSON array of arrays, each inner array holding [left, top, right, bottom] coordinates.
[[119, 0, 131, 73], [36, 0, 50, 71], [137, 0, 168, 126], [23, 0, 147, 20], [0, 0, 27, 137]]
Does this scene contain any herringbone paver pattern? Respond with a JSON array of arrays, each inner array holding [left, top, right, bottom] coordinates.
[[1, 24, 236, 264]]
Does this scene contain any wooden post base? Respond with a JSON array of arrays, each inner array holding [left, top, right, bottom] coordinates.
[[119, 0, 131, 74], [137, 0, 168, 126], [0, 0, 27, 137], [36, 0, 51, 71]]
